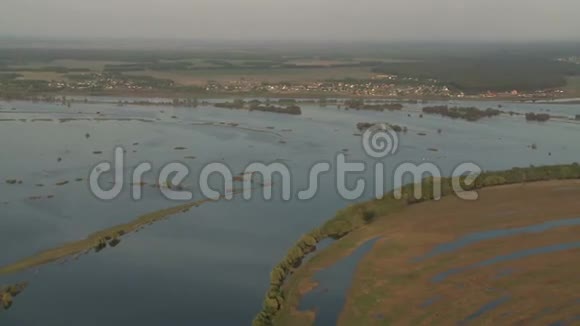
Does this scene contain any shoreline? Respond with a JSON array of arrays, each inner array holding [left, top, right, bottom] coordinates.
[[253, 164, 580, 326], [2, 90, 580, 104], [337, 180, 580, 325], [274, 179, 580, 326]]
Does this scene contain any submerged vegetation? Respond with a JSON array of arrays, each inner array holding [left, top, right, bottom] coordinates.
[[0, 180, 263, 311], [422, 105, 502, 121], [214, 100, 302, 115], [525, 112, 552, 122], [252, 163, 580, 326], [0, 282, 28, 311], [356, 122, 407, 133], [0, 185, 260, 276], [344, 99, 404, 112]]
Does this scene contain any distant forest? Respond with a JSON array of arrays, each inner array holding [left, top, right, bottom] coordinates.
[[2, 42, 580, 93], [372, 54, 580, 93]]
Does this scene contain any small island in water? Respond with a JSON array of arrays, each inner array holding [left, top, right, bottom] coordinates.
[[214, 99, 302, 115]]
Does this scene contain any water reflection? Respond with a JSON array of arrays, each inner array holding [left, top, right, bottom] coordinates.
[[1, 98, 580, 325]]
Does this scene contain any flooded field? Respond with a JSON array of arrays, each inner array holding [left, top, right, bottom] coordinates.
[[294, 181, 580, 326], [1, 98, 579, 325]]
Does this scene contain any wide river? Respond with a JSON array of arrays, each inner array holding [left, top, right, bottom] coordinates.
[[0, 98, 579, 325]]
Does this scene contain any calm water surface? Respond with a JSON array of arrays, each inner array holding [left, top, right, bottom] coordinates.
[[1, 99, 579, 325]]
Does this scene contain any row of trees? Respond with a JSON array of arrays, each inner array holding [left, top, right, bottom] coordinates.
[[214, 100, 302, 115], [422, 105, 502, 121], [525, 112, 551, 122], [344, 99, 404, 112], [356, 122, 407, 133], [253, 163, 580, 325]]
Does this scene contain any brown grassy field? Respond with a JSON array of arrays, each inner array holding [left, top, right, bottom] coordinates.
[[279, 180, 580, 326]]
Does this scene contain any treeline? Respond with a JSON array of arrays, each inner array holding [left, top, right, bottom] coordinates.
[[280, 61, 379, 69], [0, 72, 176, 98], [252, 163, 580, 325], [0, 79, 54, 95], [525, 112, 551, 122], [345, 99, 404, 112], [101, 58, 381, 73], [67, 72, 175, 88], [422, 105, 501, 121], [104, 62, 192, 72], [0, 73, 21, 81], [356, 122, 407, 133], [372, 54, 580, 93], [0, 66, 90, 73], [116, 98, 203, 108], [103, 59, 282, 73], [214, 99, 302, 115]]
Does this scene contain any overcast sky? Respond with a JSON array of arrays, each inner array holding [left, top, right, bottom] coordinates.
[[1, 0, 579, 42]]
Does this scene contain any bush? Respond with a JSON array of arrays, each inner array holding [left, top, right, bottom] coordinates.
[[322, 219, 354, 239], [525, 112, 551, 122], [483, 175, 507, 186], [252, 312, 273, 326], [1, 292, 12, 310], [270, 267, 286, 287], [422, 106, 501, 121]]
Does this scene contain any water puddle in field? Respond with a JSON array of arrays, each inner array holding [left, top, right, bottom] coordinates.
[[432, 242, 580, 283], [415, 217, 580, 263], [420, 295, 443, 308], [458, 295, 511, 325], [299, 238, 380, 326]]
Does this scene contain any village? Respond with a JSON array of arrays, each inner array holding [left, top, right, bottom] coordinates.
[[0, 71, 568, 101]]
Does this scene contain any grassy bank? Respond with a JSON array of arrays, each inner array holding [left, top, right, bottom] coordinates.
[[335, 181, 580, 325], [252, 163, 580, 325], [0, 184, 266, 276]]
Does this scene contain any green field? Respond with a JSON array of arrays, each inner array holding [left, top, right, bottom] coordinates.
[[2, 42, 580, 95], [124, 67, 374, 85], [565, 76, 580, 94]]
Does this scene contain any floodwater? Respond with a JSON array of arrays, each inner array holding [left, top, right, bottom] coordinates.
[[299, 238, 381, 326], [416, 217, 580, 262], [431, 241, 580, 283], [1, 98, 579, 325], [458, 295, 511, 325]]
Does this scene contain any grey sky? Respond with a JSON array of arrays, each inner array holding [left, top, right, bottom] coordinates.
[[1, 0, 579, 41]]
